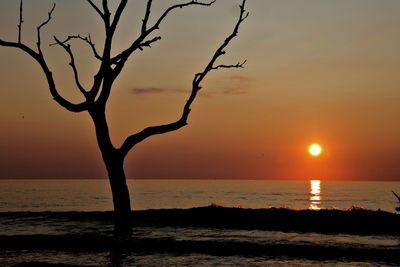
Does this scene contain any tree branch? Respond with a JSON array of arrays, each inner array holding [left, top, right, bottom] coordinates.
[[18, 0, 23, 43], [111, 0, 216, 65], [193, 1, 249, 86], [84, 0, 124, 107], [141, 0, 153, 33], [119, 0, 248, 157], [97, 0, 217, 109], [37, 3, 56, 53], [138, 36, 161, 51], [110, 0, 128, 34], [87, 0, 104, 19], [0, 40, 88, 112], [109, 0, 217, 105], [150, 0, 216, 33], [52, 36, 89, 97], [100, 0, 112, 33], [0, 1, 88, 113], [51, 34, 102, 61], [393, 191, 400, 202], [49, 34, 106, 103], [211, 60, 247, 71]]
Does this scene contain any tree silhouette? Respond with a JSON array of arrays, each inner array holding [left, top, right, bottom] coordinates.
[[0, 0, 248, 235]]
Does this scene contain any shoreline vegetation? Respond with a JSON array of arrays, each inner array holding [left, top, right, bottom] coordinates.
[[1, 205, 400, 265]]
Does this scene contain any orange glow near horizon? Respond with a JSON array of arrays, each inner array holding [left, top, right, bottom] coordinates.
[[2, 1, 400, 181]]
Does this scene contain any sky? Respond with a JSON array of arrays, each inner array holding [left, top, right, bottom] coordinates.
[[1, 0, 400, 180]]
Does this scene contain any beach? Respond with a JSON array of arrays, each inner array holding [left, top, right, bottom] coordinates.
[[1, 179, 399, 266]]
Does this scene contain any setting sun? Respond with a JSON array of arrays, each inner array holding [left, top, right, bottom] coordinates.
[[309, 144, 322, 157]]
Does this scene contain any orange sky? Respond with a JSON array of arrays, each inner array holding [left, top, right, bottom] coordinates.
[[1, 0, 400, 180]]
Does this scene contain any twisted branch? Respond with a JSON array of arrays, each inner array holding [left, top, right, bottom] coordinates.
[[0, 1, 88, 113], [111, 0, 216, 65], [1, 0, 248, 156], [52, 34, 102, 61], [211, 60, 247, 71], [120, 0, 248, 157], [37, 3, 56, 53], [53, 37, 88, 97]]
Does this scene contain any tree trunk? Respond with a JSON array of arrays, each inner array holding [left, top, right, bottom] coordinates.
[[90, 109, 132, 236], [106, 159, 132, 236]]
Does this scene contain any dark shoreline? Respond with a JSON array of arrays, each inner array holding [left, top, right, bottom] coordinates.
[[2, 205, 400, 235]]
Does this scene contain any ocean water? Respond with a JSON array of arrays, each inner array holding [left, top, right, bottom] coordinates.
[[0, 179, 399, 266], [0, 179, 399, 212]]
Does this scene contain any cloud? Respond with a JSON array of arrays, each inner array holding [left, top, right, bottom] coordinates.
[[228, 75, 253, 83], [130, 87, 189, 95], [129, 75, 253, 97], [222, 87, 249, 95], [220, 75, 254, 95], [130, 88, 167, 94]]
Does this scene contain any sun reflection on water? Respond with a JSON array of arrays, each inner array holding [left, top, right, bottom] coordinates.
[[309, 180, 321, 210]]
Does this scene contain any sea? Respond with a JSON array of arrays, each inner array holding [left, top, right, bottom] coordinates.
[[0, 179, 399, 266]]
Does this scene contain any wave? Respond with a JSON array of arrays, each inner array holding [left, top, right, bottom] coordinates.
[[0, 233, 399, 264], [1, 206, 400, 235]]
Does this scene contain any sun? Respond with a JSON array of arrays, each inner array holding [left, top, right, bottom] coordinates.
[[308, 143, 322, 157]]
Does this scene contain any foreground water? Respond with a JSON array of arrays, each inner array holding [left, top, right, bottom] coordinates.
[[0, 179, 399, 266], [2, 252, 397, 267]]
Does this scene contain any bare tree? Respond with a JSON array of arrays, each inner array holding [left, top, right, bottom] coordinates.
[[0, 0, 248, 235]]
